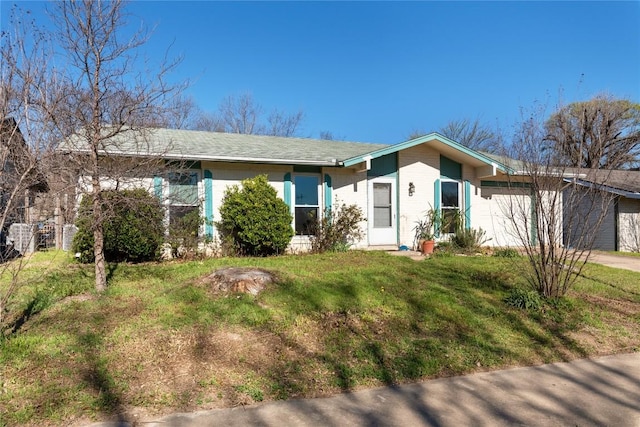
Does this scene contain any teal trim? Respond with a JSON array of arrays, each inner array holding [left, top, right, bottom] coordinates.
[[464, 180, 471, 229], [284, 172, 292, 208], [294, 165, 322, 173], [434, 179, 441, 238], [440, 155, 462, 180], [153, 176, 163, 199], [367, 153, 398, 178], [342, 132, 512, 173], [324, 174, 332, 213], [204, 170, 214, 238], [481, 180, 531, 189]]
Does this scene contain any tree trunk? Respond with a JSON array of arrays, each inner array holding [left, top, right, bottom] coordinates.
[[92, 177, 107, 292], [93, 224, 107, 292]]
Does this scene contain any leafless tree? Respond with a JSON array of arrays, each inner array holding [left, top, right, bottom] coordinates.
[[194, 92, 305, 137], [0, 6, 58, 327], [499, 104, 615, 297], [545, 94, 640, 169], [439, 118, 501, 152], [266, 108, 304, 137], [39, 0, 186, 292]]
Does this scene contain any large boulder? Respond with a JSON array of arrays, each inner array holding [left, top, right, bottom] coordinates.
[[204, 267, 277, 296]]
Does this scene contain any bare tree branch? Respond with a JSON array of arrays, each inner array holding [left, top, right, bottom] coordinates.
[[545, 94, 640, 169]]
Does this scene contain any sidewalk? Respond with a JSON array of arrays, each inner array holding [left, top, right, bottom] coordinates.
[[90, 352, 640, 427]]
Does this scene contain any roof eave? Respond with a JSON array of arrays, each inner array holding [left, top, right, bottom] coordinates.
[[342, 132, 514, 173], [64, 148, 339, 167]]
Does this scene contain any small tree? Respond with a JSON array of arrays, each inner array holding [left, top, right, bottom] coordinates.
[[217, 175, 293, 256], [308, 202, 365, 253], [73, 189, 164, 263], [500, 103, 615, 298], [41, 0, 185, 292]]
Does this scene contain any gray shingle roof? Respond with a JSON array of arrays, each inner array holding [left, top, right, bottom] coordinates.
[[62, 127, 390, 166]]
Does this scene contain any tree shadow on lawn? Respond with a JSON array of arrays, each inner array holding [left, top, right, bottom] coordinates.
[[257, 259, 591, 398], [76, 325, 130, 425]]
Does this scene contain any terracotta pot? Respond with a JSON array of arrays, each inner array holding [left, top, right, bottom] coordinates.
[[421, 239, 435, 254]]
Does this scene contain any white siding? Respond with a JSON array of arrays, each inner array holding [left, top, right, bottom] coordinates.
[[475, 186, 532, 247], [397, 145, 440, 249], [329, 167, 368, 248], [619, 197, 640, 252], [563, 187, 615, 251]]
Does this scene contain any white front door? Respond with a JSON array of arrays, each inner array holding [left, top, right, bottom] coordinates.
[[368, 178, 397, 245]]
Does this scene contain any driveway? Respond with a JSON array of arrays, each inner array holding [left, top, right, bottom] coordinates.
[[589, 251, 640, 273]]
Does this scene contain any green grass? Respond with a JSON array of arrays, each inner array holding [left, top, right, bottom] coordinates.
[[0, 250, 639, 426]]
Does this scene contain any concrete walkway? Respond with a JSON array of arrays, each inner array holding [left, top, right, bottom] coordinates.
[[387, 249, 640, 273], [589, 252, 640, 273], [91, 352, 640, 427]]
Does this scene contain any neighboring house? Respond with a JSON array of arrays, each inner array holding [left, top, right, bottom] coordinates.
[[0, 118, 49, 255], [65, 128, 547, 251], [564, 170, 640, 252]]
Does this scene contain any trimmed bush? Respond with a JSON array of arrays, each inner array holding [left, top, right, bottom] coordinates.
[[217, 174, 293, 256], [72, 189, 165, 263]]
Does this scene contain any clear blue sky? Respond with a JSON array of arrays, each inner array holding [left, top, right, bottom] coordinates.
[[2, 1, 639, 144]]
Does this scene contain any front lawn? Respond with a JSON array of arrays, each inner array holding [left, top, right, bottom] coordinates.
[[0, 250, 638, 426]]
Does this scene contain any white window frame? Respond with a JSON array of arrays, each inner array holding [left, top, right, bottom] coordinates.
[[166, 170, 202, 234], [293, 173, 321, 236], [440, 178, 461, 235]]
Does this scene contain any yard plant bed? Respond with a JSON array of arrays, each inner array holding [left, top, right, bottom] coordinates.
[[1, 251, 639, 426]]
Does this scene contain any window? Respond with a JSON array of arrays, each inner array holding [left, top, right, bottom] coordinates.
[[168, 172, 199, 206], [373, 182, 392, 228], [168, 171, 199, 229], [294, 175, 320, 235], [441, 180, 460, 234]]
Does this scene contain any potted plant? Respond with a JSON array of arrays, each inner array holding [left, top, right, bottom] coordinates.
[[413, 208, 439, 254]]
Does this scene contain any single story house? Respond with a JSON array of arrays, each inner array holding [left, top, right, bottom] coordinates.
[[564, 170, 640, 252], [65, 128, 548, 252]]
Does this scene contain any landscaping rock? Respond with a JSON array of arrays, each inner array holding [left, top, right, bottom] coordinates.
[[205, 267, 277, 296]]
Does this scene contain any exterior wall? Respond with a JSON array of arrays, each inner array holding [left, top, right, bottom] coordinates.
[[397, 145, 440, 249], [619, 197, 640, 252], [327, 167, 368, 248], [563, 187, 616, 251], [475, 185, 532, 247], [201, 162, 369, 252]]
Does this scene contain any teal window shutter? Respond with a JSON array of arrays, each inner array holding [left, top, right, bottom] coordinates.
[[153, 176, 163, 200], [464, 180, 471, 229], [324, 174, 332, 213], [284, 173, 292, 209], [434, 179, 441, 237], [204, 170, 214, 238]]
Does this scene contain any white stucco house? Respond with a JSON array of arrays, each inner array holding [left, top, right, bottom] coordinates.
[[63, 128, 552, 252]]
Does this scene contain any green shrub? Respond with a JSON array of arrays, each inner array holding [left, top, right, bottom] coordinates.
[[72, 189, 165, 263], [168, 208, 203, 258], [451, 227, 490, 251], [309, 202, 365, 253], [216, 174, 293, 256], [504, 288, 542, 310], [493, 248, 521, 258]]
